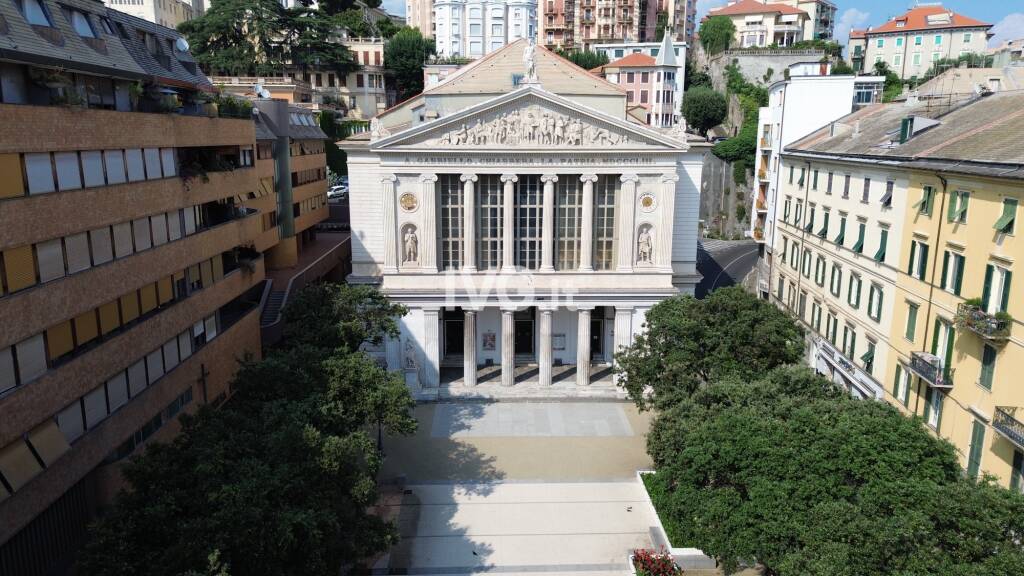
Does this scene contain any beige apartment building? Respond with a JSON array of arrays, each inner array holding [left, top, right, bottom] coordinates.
[[407, 0, 434, 37], [538, 0, 695, 51], [848, 4, 992, 79], [0, 1, 336, 574], [103, 0, 196, 28]]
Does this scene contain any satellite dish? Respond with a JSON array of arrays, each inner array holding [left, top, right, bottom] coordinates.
[[175, 37, 189, 52]]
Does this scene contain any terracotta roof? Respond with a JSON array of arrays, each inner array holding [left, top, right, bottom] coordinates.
[[605, 53, 656, 68], [708, 0, 806, 17], [868, 5, 990, 35], [849, 29, 866, 39]]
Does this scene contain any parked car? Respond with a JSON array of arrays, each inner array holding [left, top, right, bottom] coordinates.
[[328, 184, 348, 200]]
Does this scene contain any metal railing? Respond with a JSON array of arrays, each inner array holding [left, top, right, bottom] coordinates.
[[910, 351, 951, 388], [956, 303, 1012, 340], [994, 407, 1024, 450]]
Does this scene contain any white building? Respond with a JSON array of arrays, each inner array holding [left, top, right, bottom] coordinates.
[[750, 66, 883, 296], [343, 40, 706, 391], [433, 0, 537, 59]]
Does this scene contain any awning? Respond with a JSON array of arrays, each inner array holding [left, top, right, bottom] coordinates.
[[860, 348, 875, 365]]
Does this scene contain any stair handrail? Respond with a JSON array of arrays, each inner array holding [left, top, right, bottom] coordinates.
[[264, 236, 351, 331]]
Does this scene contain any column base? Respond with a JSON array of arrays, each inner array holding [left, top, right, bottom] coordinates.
[[539, 265, 555, 273]]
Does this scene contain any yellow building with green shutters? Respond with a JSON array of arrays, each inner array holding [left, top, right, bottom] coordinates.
[[779, 90, 1024, 490]]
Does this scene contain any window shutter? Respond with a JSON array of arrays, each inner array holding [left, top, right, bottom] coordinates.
[[923, 387, 933, 421], [958, 193, 969, 221], [931, 319, 940, 355], [0, 441, 43, 491], [0, 154, 25, 198], [81, 151, 104, 187], [943, 324, 954, 381], [893, 365, 902, 397], [54, 152, 82, 191], [940, 251, 949, 289], [1000, 271, 1012, 313], [46, 321, 74, 360], [89, 228, 114, 265], [981, 264, 994, 310], [36, 239, 66, 283], [200, 259, 214, 288], [139, 283, 157, 314], [74, 311, 98, 346], [150, 214, 168, 246], [83, 385, 108, 428], [132, 217, 152, 251], [158, 276, 174, 305], [946, 192, 958, 222], [0, 347, 15, 394], [64, 233, 91, 274], [112, 222, 133, 258], [908, 242, 917, 275], [146, 349, 164, 384], [120, 293, 140, 323], [98, 301, 120, 335], [4, 245, 37, 292], [953, 256, 964, 295], [24, 153, 55, 195], [107, 372, 129, 412], [127, 360, 147, 397], [980, 345, 995, 390], [919, 244, 929, 276], [56, 402, 85, 444]]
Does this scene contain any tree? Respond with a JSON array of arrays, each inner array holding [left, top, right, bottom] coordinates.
[[699, 16, 735, 55], [872, 60, 903, 102], [384, 27, 436, 102], [830, 59, 854, 75], [644, 367, 1024, 575], [375, 17, 401, 39], [555, 48, 609, 70], [337, 8, 375, 37], [684, 66, 712, 91], [78, 284, 416, 576], [681, 86, 727, 137], [615, 287, 804, 409]]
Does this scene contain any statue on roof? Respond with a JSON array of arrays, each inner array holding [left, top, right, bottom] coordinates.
[[523, 39, 539, 84]]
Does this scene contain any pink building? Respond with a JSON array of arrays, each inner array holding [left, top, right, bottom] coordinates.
[[590, 40, 680, 127]]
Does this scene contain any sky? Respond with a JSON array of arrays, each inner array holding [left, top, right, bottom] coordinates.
[[695, 0, 1023, 48]]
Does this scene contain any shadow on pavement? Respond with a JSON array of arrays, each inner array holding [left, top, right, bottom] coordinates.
[[377, 400, 505, 575]]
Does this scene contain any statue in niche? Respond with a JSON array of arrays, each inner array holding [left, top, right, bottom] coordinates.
[[403, 340, 418, 370], [637, 225, 654, 264], [403, 225, 419, 264]]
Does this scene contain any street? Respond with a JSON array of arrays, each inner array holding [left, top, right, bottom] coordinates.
[[695, 239, 760, 298]]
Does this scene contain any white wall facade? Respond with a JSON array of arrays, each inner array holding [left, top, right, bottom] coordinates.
[[345, 86, 704, 390], [433, 0, 537, 58]]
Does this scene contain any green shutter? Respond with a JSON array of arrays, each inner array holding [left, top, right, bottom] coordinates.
[[925, 187, 936, 214], [1011, 451, 1024, 492], [980, 344, 995, 390], [835, 219, 846, 245], [923, 386, 933, 421], [873, 230, 888, 261], [931, 319, 940, 355], [893, 365, 902, 397], [947, 191, 958, 222], [943, 324, 954, 382], [906, 305, 917, 340], [818, 213, 829, 237], [940, 251, 949, 289], [874, 289, 884, 321], [1000, 271, 1012, 313], [852, 223, 865, 253], [994, 199, 1017, 233], [953, 255, 964, 296], [981, 264, 994, 310], [908, 242, 917, 275], [957, 192, 969, 221], [859, 346, 874, 364], [919, 244, 929, 277], [966, 420, 985, 479]]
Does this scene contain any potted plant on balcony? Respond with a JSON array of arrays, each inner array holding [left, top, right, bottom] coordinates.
[[629, 548, 683, 576], [29, 66, 71, 89]]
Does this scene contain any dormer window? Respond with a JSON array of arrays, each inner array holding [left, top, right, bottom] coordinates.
[[19, 0, 52, 27], [64, 8, 96, 38], [896, 21, 905, 28]]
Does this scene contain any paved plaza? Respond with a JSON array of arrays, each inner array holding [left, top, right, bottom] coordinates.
[[376, 401, 657, 575]]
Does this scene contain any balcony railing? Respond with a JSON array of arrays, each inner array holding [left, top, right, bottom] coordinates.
[[994, 407, 1024, 450], [758, 168, 768, 180], [909, 351, 951, 388], [756, 198, 767, 211], [955, 303, 1012, 341], [753, 227, 764, 241], [760, 137, 771, 148]]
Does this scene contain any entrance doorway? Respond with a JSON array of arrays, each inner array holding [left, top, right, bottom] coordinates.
[[442, 308, 464, 362], [514, 308, 535, 359], [590, 306, 606, 361]]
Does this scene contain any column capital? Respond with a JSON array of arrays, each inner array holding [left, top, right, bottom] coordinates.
[[580, 174, 599, 184], [620, 173, 640, 184], [574, 305, 595, 312], [538, 305, 557, 313], [500, 173, 519, 183], [419, 173, 439, 183], [382, 174, 398, 184], [661, 173, 681, 184], [615, 305, 635, 313], [460, 173, 478, 183], [540, 174, 559, 183]]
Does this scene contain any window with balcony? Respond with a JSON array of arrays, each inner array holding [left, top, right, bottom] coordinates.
[[940, 250, 965, 295], [982, 264, 1012, 314], [931, 318, 955, 384]]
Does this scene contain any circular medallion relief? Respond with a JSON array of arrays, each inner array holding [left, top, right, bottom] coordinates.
[[639, 193, 657, 212], [399, 193, 419, 212]]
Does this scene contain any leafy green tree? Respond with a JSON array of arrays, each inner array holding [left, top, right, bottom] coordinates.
[[681, 86, 727, 137], [684, 67, 712, 90], [555, 49, 609, 70], [615, 287, 804, 409], [644, 367, 1024, 575], [337, 8, 375, 37], [872, 61, 903, 102], [830, 59, 854, 75], [699, 16, 735, 55], [384, 27, 436, 101], [78, 284, 416, 576], [376, 17, 401, 39]]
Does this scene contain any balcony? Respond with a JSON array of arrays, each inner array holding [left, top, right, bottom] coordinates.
[[758, 168, 768, 181], [752, 227, 765, 242], [994, 407, 1024, 450], [955, 303, 1012, 341], [755, 198, 767, 212], [909, 351, 951, 388], [760, 137, 771, 149]]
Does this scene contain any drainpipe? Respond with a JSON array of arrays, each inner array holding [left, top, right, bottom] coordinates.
[[913, 173, 948, 416]]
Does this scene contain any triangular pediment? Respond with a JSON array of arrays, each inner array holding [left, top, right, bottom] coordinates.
[[371, 86, 687, 152]]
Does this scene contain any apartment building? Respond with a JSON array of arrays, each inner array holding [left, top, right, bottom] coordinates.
[[103, 0, 196, 28], [433, 0, 536, 59], [538, 0, 694, 51], [751, 67, 883, 296], [848, 4, 992, 79], [771, 92, 1024, 490], [589, 33, 682, 127], [705, 0, 811, 48], [0, 2, 333, 573]]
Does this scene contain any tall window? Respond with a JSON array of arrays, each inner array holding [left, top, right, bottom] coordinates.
[[556, 176, 582, 270], [593, 175, 617, 270], [515, 175, 542, 270], [477, 175, 502, 270], [439, 175, 463, 270]]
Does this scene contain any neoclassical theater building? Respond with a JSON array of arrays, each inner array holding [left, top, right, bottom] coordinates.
[[343, 40, 707, 388]]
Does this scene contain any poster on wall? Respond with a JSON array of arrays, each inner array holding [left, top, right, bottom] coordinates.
[[552, 334, 566, 351], [482, 332, 496, 351]]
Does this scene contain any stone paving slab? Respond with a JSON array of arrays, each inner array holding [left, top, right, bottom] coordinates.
[[430, 403, 634, 438]]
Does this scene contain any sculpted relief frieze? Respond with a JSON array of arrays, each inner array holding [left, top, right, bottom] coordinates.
[[423, 104, 646, 149]]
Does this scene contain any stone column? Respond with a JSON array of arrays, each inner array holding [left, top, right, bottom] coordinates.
[[382, 175, 398, 273], [659, 173, 680, 268], [420, 173, 438, 272], [538, 307, 554, 386], [500, 174, 518, 271], [423, 307, 441, 387], [617, 174, 639, 272], [540, 174, 558, 272], [461, 173, 478, 272], [613, 306, 634, 384], [579, 174, 598, 272], [576, 307, 593, 386], [501, 308, 515, 387], [463, 309, 477, 387]]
